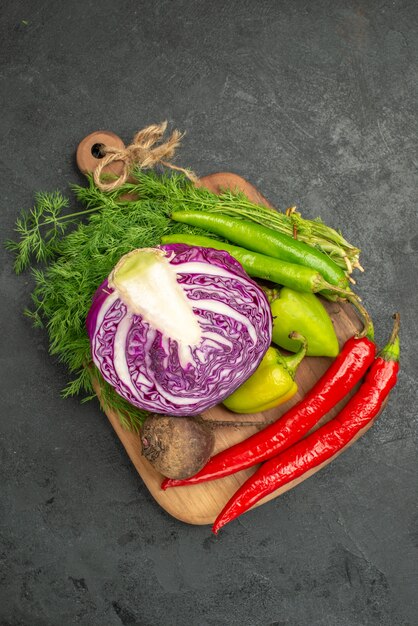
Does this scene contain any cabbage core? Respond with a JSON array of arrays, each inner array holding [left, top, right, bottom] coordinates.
[[109, 248, 202, 347]]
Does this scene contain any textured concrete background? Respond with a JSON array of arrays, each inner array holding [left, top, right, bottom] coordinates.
[[1, 1, 417, 624]]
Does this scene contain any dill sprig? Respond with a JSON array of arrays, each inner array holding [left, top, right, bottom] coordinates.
[[5, 191, 70, 274], [7, 170, 362, 431]]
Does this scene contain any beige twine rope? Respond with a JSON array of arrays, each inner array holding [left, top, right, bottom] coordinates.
[[93, 121, 198, 192]]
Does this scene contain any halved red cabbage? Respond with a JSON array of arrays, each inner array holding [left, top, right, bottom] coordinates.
[[87, 244, 272, 416]]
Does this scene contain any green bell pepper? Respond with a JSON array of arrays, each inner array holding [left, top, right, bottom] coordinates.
[[270, 287, 339, 357]]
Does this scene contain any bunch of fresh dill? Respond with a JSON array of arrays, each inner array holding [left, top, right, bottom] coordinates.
[[6, 172, 217, 431], [6, 170, 361, 431]]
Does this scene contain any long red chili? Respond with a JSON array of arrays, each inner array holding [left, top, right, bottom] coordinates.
[[162, 329, 376, 490], [212, 314, 400, 534]]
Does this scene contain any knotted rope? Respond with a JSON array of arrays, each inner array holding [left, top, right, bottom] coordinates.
[[93, 121, 198, 192]]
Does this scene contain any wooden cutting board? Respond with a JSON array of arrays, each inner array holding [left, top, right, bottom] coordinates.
[[77, 132, 379, 526]]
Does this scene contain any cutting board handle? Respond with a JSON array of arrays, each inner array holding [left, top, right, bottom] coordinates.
[[76, 130, 126, 179]]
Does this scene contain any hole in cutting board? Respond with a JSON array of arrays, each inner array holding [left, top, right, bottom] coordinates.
[[91, 143, 105, 159]]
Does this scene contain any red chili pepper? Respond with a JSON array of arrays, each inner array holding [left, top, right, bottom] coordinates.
[[212, 314, 400, 534], [162, 328, 376, 491]]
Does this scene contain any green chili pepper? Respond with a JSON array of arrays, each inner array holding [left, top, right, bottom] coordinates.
[[162, 234, 340, 292], [170, 211, 349, 289], [161, 234, 371, 338], [269, 287, 339, 357], [222, 334, 307, 414]]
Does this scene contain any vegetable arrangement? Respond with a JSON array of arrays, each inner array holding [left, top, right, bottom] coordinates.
[[162, 325, 377, 489], [7, 142, 399, 533], [161, 233, 372, 334], [6, 170, 362, 427], [212, 314, 400, 533]]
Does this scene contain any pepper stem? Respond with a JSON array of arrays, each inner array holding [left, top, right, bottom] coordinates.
[[260, 285, 281, 304], [378, 313, 400, 362], [328, 286, 373, 340], [320, 281, 374, 340], [344, 293, 374, 340], [277, 332, 307, 377]]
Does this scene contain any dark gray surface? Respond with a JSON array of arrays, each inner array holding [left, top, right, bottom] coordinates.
[[1, 1, 417, 624]]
